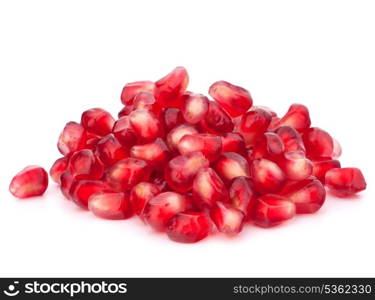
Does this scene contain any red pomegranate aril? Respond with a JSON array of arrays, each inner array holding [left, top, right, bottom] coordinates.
[[165, 152, 209, 193], [106, 158, 151, 191], [280, 177, 326, 214], [155, 66, 189, 108], [150, 171, 168, 191], [162, 108, 184, 131], [253, 194, 296, 227], [239, 108, 272, 146], [210, 202, 245, 235], [303, 127, 334, 159], [9, 166, 48, 199], [278, 151, 313, 181], [214, 152, 250, 183], [166, 123, 198, 152], [129, 109, 163, 143], [130, 138, 170, 169], [193, 168, 228, 208], [221, 133, 246, 154], [60, 170, 74, 200], [58, 122, 87, 156], [332, 138, 342, 159], [181, 93, 209, 124], [118, 105, 134, 118], [250, 132, 285, 160], [81, 108, 115, 137], [178, 133, 222, 162], [130, 182, 160, 217], [200, 101, 234, 134], [250, 158, 286, 194], [143, 191, 188, 231], [95, 134, 128, 166], [121, 80, 155, 105], [209, 81, 253, 117], [89, 192, 132, 219], [133, 91, 161, 115], [70, 179, 110, 208], [112, 116, 137, 146], [69, 149, 104, 179], [229, 176, 257, 217], [167, 211, 210, 243], [50, 157, 69, 183], [277, 104, 311, 132], [325, 168, 366, 197], [312, 159, 341, 183], [275, 126, 305, 153]]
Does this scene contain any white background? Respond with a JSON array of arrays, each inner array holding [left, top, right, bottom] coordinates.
[[0, 0, 374, 277]]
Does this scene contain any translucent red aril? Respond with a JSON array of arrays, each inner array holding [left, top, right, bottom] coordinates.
[[69, 179, 110, 208], [229, 176, 257, 217], [178, 133, 222, 162], [106, 158, 151, 191], [166, 211, 210, 243], [95, 134, 128, 166], [81, 108, 115, 137], [275, 126, 305, 153], [214, 152, 250, 183], [277, 151, 313, 181], [129, 109, 163, 143], [239, 108, 272, 146], [210, 202, 245, 234], [192, 168, 228, 208], [50, 157, 69, 183], [130, 182, 160, 216], [312, 159, 341, 183], [200, 101, 234, 134], [150, 171, 168, 192], [277, 104, 311, 132], [325, 168, 366, 197], [280, 177, 326, 214], [121, 80, 155, 105], [250, 132, 284, 160], [253, 194, 296, 227], [332, 138, 342, 159], [9, 166, 48, 199], [133, 91, 161, 115], [302, 127, 334, 159], [112, 116, 137, 146], [181, 93, 208, 124], [60, 171, 74, 199], [143, 191, 188, 231], [165, 152, 209, 193], [166, 123, 198, 151], [250, 158, 286, 194], [221, 133, 246, 154], [268, 116, 281, 130], [69, 149, 104, 179], [130, 138, 170, 169], [162, 108, 184, 131], [58, 122, 87, 156], [118, 105, 134, 118], [209, 81, 253, 117], [88, 192, 132, 219], [155, 66, 189, 108]]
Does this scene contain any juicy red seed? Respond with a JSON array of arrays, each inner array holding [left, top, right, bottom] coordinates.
[[130, 138, 170, 169], [112, 116, 137, 146], [143, 191, 188, 231], [252, 106, 277, 117], [252, 194, 296, 227], [106, 158, 151, 191], [239, 108, 272, 146], [130, 182, 160, 216], [268, 116, 281, 130], [280, 177, 326, 214], [214, 152, 250, 183], [162, 108, 184, 131], [302, 127, 334, 159], [89, 192, 132, 219], [166, 211, 210, 243], [250, 158, 286, 194], [50, 157, 69, 183], [60, 171, 74, 200], [229, 176, 257, 217], [133, 91, 161, 115], [165, 152, 209, 193], [250, 132, 285, 160], [166, 123, 198, 152], [277, 151, 313, 181], [58, 122, 87, 156], [221, 133, 246, 154], [192, 168, 229, 209], [210, 202, 245, 234], [209, 81, 253, 117], [275, 126, 305, 153], [150, 171, 168, 191], [178, 133, 222, 162], [277, 104, 311, 132], [9, 166, 48, 199], [69, 179, 110, 208], [155, 66, 189, 108], [325, 168, 366, 197], [118, 105, 134, 118], [181, 93, 209, 124], [312, 159, 341, 183], [69, 149, 104, 179], [129, 109, 163, 143], [121, 80, 155, 105], [200, 101, 234, 134], [332, 138, 342, 159], [95, 134, 128, 166], [81, 108, 115, 137]]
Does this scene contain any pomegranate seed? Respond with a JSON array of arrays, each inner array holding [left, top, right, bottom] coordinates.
[[277, 104, 311, 132], [166, 123, 198, 152], [214, 152, 250, 183], [50, 157, 69, 183], [238, 108, 272, 146], [332, 138, 342, 159], [112, 116, 137, 146], [209, 81, 253, 117], [130, 138, 170, 169], [210, 202, 245, 234], [178, 133, 222, 162], [192, 168, 228, 208], [133, 91, 161, 115], [150, 171, 168, 191], [129, 109, 163, 143], [105, 158, 151, 191], [280, 177, 326, 214], [89, 192, 132, 219], [69, 149, 104, 179], [143, 191, 188, 231], [277, 151, 313, 181], [302, 127, 334, 159], [165, 152, 209, 193], [121, 80, 155, 105], [250, 158, 286, 194], [118, 105, 134, 118], [200, 101, 234, 134], [58, 122, 87, 156], [252, 105, 277, 117], [229, 176, 257, 217], [221, 133, 246, 154], [130, 182, 160, 217], [95, 134, 128, 166], [250, 132, 284, 160], [268, 116, 281, 131], [312, 159, 341, 183], [325, 168, 366, 197], [81, 108, 115, 137], [60, 171, 74, 200], [162, 108, 184, 131], [253, 194, 296, 227], [155, 66, 189, 108], [70, 179, 110, 208], [181, 93, 209, 124], [275, 126, 305, 153], [9, 166, 48, 199]]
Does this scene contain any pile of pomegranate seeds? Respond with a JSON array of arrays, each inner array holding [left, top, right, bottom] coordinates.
[[9, 67, 367, 243]]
